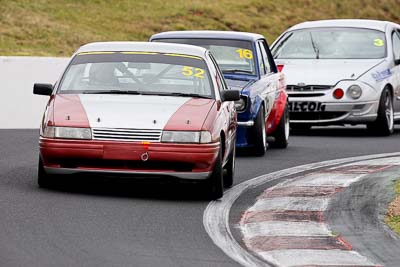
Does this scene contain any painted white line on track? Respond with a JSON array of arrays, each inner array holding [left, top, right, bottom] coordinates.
[[249, 197, 330, 212], [344, 157, 400, 166], [203, 152, 400, 267], [282, 172, 365, 188], [258, 249, 377, 267], [241, 221, 330, 238]]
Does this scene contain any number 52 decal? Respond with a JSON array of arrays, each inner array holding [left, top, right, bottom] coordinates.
[[182, 66, 205, 78]]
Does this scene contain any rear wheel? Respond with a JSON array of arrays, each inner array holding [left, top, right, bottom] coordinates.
[[206, 146, 224, 200], [270, 103, 289, 148], [38, 158, 53, 188], [223, 146, 235, 188], [367, 87, 394, 136], [252, 106, 267, 156]]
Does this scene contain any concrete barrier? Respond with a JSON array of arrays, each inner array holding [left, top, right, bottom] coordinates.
[[0, 56, 69, 128]]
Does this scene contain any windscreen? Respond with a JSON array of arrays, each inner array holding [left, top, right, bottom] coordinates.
[[154, 38, 256, 76], [58, 52, 214, 98], [272, 28, 386, 59]]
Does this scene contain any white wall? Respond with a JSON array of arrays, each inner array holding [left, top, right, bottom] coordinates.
[[0, 56, 69, 128]]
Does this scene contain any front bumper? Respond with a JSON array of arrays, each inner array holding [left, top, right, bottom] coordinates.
[[237, 120, 254, 127], [289, 100, 379, 124], [40, 138, 220, 180]]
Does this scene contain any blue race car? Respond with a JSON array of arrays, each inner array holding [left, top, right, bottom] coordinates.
[[150, 31, 289, 156]]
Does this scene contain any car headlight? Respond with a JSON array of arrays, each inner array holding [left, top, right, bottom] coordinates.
[[161, 131, 212, 144], [235, 96, 247, 112], [42, 126, 92, 140], [347, 85, 362, 99]]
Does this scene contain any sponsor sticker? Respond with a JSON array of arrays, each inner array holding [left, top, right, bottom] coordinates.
[[289, 101, 326, 112], [371, 69, 392, 82]]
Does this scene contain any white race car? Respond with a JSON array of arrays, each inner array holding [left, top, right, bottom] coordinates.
[[272, 19, 400, 135]]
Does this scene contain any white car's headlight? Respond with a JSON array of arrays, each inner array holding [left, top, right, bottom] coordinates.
[[161, 131, 212, 144], [42, 126, 92, 140], [347, 85, 362, 99]]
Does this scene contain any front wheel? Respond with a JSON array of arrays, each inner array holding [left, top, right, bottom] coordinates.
[[223, 146, 235, 188], [206, 146, 224, 200], [367, 87, 394, 136], [270, 103, 289, 148], [251, 106, 267, 156]]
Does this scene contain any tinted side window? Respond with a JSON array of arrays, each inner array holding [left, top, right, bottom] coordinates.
[[256, 42, 266, 75], [394, 31, 400, 60], [258, 41, 272, 74], [209, 53, 227, 91]]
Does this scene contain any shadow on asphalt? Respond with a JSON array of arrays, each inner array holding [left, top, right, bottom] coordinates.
[[291, 125, 400, 137], [39, 174, 215, 202]]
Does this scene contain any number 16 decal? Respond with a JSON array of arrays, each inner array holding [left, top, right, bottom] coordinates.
[[235, 49, 253, 59]]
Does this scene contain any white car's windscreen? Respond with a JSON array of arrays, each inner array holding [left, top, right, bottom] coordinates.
[[272, 28, 386, 59], [58, 52, 214, 98], [153, 38, 257, 76]]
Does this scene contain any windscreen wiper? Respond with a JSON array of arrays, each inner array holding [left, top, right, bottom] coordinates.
[[82, 90, 143, 95], [222, 69, 254, 74], [309, 32, 320, 59], [148, 92, 212, 99]]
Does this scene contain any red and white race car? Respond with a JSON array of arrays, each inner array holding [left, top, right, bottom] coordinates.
[[34, 42, 240, 199]]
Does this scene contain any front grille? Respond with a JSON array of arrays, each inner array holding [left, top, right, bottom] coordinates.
[[287, 85, 332, 91], [290, 112, 347, 121], [288, 93, 325, 97], [92, 128, 162, 142]]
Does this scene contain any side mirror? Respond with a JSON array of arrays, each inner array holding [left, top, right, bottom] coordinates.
[[395, 59, 400, 65], [33, 83, 53, 96], [221, 90, 240, 102]]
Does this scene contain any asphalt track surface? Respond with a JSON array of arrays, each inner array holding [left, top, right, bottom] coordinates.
[[1, 126, 400, 267]]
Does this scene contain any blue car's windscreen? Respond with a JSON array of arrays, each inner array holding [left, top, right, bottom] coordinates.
[[154, 39, 257, 76], [57, 52, 214, 99], [272, 28, 387, 59]]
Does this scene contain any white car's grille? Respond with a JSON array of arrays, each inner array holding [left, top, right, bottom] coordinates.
[[287, 85, 332, 91], [92, 128, 162, 142]]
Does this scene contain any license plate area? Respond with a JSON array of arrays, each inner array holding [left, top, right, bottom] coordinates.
[[288, 101, 326, 112]]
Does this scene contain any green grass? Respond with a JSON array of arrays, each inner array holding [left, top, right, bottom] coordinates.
[[1, 0, 400, 56], [386, 179, 400, 234]]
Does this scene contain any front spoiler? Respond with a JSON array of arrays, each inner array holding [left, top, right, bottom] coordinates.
[[290, 100, 379, 124], [45, 167, 212, 180]]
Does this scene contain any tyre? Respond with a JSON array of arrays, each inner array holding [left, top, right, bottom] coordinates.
[[206, 145, 224, 200], [223, 145, 235, 188], [251, 106, 267, 156], [38, 158, 53, 188], [270, 103, 289, 148], [367, 87, 394, 136]]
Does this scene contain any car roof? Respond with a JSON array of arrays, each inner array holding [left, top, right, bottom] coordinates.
[[150, 31, 265, 42], [75, 41, 208, 58], [287, 19, 400, 32]]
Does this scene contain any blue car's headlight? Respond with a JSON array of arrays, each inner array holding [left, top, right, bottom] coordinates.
[[235, 95, 248, 112]]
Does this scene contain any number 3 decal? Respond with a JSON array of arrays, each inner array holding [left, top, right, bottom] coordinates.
[[182, 66, 205, 78], [236, 49, 253, 59]]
